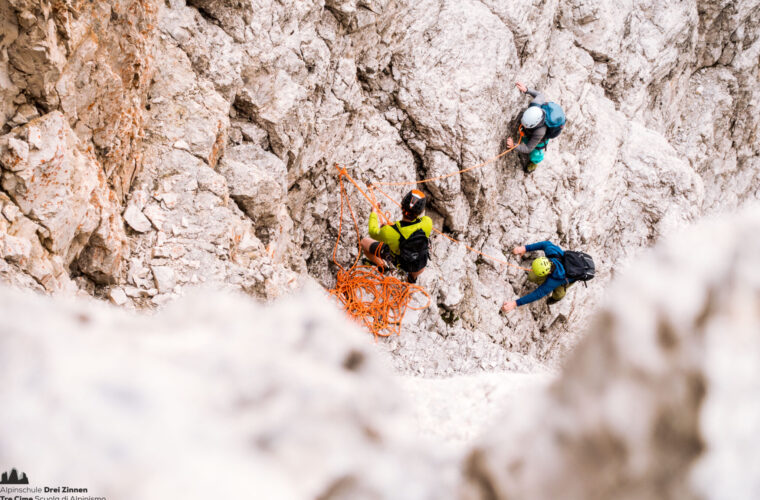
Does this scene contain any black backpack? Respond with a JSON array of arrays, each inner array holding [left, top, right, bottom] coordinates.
[[560, 251, 595, 284], [392, 222, 429, 273]]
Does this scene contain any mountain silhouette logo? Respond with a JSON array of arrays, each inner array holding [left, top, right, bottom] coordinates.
[[0, 468, 29, 484]]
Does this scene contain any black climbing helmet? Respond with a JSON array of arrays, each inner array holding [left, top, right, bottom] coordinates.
[[401, 189, 426, 219]]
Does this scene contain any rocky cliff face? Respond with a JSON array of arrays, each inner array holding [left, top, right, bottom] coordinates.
[[1, 208, 759, 499], [1, 1, 759, 496], [462, 206, 760, 500], [0, 0, 154, 291], [0, 285, 455, 499], [0, 0, 758, 367]]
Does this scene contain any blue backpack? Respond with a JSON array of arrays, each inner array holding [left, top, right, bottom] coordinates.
[[529, 101, 565, 140]]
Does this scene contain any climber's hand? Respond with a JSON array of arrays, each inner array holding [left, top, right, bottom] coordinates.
[[512, 246, 526, 256], [501, 301, 518, 313], [515, 81, 528, 93], [507, 137, 514, 148]]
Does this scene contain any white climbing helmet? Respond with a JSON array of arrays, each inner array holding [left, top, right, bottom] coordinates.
[[521, 106, 545, 129]]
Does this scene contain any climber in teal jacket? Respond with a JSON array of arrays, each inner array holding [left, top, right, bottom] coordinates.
[[502, 240, 572, 312]]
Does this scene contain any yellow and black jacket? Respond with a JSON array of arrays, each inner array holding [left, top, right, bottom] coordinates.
[[368, 212, 432, 255]]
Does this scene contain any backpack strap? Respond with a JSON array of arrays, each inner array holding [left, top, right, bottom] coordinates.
[[392, 219, 421, 238], [390, 222, 403, 239]]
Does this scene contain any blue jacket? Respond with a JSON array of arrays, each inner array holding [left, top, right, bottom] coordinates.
[[516, 241, 568, 306]]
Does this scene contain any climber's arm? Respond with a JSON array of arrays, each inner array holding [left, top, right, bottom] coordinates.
[[368, 212, 382, 240], [369, 213, 401, 247], [526, 89, 545, 106], [525, 241, 552, 253], [516, 126, 547, 153], [516, 278, 561, 306]]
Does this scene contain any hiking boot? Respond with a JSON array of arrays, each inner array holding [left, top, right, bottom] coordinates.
[[546, 296, 560, 305], [407, 273, 417, 284], [361, 257, 383, 272], [523, 162, 538, 174]]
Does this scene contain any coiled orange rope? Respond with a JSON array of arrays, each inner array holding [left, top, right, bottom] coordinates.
[[329, 133, 529, 337], [330, 169, 430, 338]]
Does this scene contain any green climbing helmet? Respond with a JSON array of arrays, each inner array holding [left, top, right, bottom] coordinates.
[[532, 257, 552, 277]]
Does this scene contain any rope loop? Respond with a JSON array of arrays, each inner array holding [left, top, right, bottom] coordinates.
[[330, 168, 431, 338], [329, 138, 530, 338]]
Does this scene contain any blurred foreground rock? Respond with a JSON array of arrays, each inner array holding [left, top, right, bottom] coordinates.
[[0, 285, 452, 500], [463, 207, 760, 500], [1, 209, 760, 499], [1, 0, 759, 373]]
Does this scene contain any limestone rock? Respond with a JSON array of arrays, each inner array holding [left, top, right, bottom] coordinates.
[[0, 0, 758, 485], [0, 285, 451, 499], [8, 103, 39, 127], [0, 0, 758, 389], [0, 136, 28, 171], [217, 144, 286, 224], [462, 207, 760, 500], [151, 266, 176, 294], [2, 0, 157, 199], [1, 203, 19, 223], [0, 0, 20, 129], [144, 41, 229, 167], [2, 114, 98, 255], [142, 204, 167, 232], [186, 0, 253, 43], [124, 205, 152, 233], [0, 112, 126, 286], [108, 287, 128, 306], [76, 199, 128, 285], [196, 166, 228, 200], [121, 27, 301, 303], [159, 4, 244, 100], [1, 233, 31, 262]]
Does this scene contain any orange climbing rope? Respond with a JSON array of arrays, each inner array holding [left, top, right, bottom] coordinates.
[[374, 128, 524, 187], [329, 133, 529, 337], [329, 168, 431, 339]]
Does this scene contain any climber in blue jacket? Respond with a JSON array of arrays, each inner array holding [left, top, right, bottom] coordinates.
[[502, 240, 572, 313]]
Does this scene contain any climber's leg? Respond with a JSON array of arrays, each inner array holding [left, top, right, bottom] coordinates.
[[551, 285, 567, 300], [361, 238, 388, 270], [408, 268, 424, 284], [547, 282, 573, 305], [524, 142, 547, 173]]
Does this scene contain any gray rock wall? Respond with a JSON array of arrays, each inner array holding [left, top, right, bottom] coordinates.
[[0, 0, 156, 289], [0, 0, 758, 372], [462, 205, 760, 500], [1, 207, 759, 499], [0, 285, 454, 499]]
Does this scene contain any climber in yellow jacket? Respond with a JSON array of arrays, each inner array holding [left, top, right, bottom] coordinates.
[[360, 190, 433, 283]]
